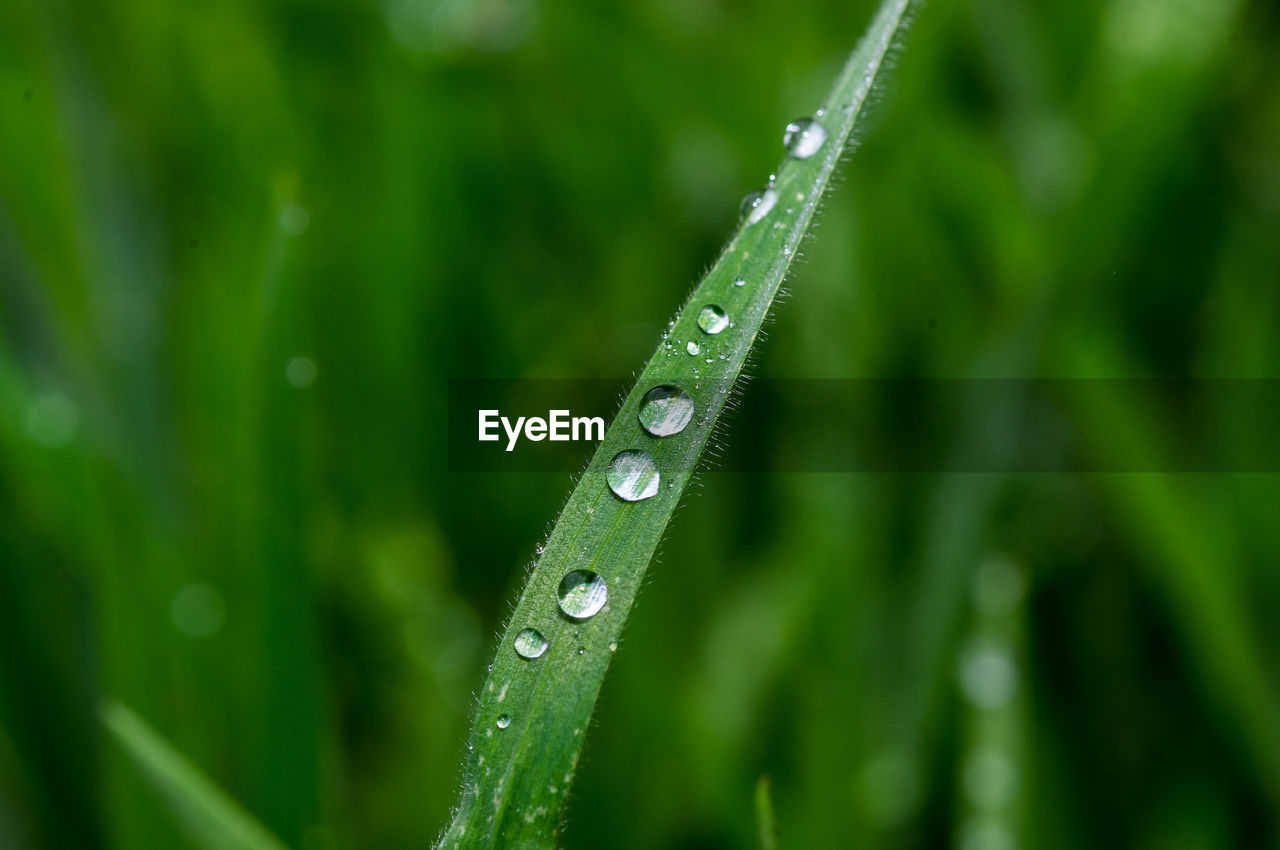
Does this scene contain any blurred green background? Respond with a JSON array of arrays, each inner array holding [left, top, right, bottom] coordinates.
[[3, 0, 1279, 847]]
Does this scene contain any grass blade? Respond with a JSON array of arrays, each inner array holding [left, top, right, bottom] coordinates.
[[437, 2, 919, 845], [755, 775, 780, 850], [100, 700, 289, 850]]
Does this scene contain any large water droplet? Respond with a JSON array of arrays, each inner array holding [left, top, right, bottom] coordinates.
[[558, 570, 608, 619], [783, 118, 828, 158], [686, 340, 700, 356], [697, 305, 729, 334], [514, 628, 548, 659], [638, 386, 694, 437], [733, 277, 745, 287], [606, 450, 660, 501], [496, 714, 511, 729], [740, 188, 778, 224]]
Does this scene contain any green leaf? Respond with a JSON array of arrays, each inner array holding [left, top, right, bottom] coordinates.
[[100, 699, 290, 850], [436, 1, 919, 846], [756, 775, 780, 850]]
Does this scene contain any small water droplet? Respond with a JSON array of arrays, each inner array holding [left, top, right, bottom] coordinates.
[[686, 340, 700, 356], [733, 278, 745, 287], [558, 570, 609, 619], [962, 748, 1018, 810], [576, 647, 585, 655], [606, 450, 660, 501], [280, 204, 310, 235], [608, 641, 618, 653], [171, 584, 225, 638], [971, 557, 1026, 615], [638, 385, 694, 437], [285, 357, 317, 388], [697, 305, 729, 334], [783, 118, 828, 159], [535, 543, 546, 555], [739, 188, 778, 225], [496, 714, 511, 729], [514, 628, 548, 659]]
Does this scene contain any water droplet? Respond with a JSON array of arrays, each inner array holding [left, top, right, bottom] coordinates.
[[558, 570, 608, 619], [25, 393, 80, 447], [576, 647, 585, 655], [739, 188, 778, 224], [608, 641, 618, 653], [784, 118, 827, 159], [958, 640, 1018, 709], [607, 450, 660, 501], [280, 204, 310, 235], [962, 748, 1018, 810], [638, 385, 694, 437], [171, 584, 225, 638], [514, 628, 548, 659], [971, 556, 1025, 616], [686, 340, 700, 356], [958, 816, 1014, 850], [535, 543, 546, 555], [496, 714, 511, 729], [697, 305, 729, 334], [733, 278, 745, 287], [285, 356, 317, 388]]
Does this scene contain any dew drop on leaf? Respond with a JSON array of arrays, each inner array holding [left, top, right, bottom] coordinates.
[[638, 385, 694, 437], [496, 714, 511, 729], [697, 305, 729, 334], [739, 188, 778, 224], [686, 340, 700, 356], [783, 118, 826, 158], [514, 628, 548, 659], [558, 570, 609, 619], [606, 450, 660, 501], [733, 278, 745, 287], [958, 640, 1018, 709]]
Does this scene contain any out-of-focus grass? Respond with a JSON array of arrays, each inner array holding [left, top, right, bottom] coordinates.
[[1, 0, 1279, 848]]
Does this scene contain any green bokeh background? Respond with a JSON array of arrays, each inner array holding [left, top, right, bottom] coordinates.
[[3, 0, 1279, 847]]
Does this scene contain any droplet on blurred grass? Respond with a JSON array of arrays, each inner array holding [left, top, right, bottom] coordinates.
[[25, 393, 80, 447], [858, 749, 923, 826], [607, 450, 660, 501], [971, 556, 1025, 616], [280, 205, 310, 235], [962, 748, 1018, 809], [557, 570, 608, 620], [958, 640, 1018, 709], [697, 305, 729, 334], [739, 188, 778, 224], [958, 815, 1015, 850], [171, 584, 226, 638], [638, 386, 694, 437], [496, 714, 511, 729], [783, 117, 827, 158], [286, 357, 317, 388]]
